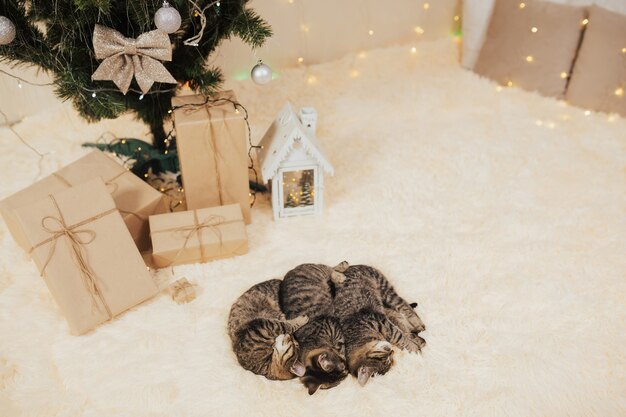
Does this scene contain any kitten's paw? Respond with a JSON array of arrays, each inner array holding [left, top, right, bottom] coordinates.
[[402, 307, 426, 333], [404, 335, 426, 353], [407, 315, 426, 333], [330, 271, 346, 285], [333, 261, 349, 273]]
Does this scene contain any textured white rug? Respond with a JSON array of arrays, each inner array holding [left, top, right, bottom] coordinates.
[[1, 38, 625, 417]]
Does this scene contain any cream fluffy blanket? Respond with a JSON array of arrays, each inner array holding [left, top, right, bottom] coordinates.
[[0, 39, 625, 416]]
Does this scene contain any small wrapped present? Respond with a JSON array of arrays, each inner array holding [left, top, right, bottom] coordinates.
[[15, 178, 159, 335], [169, 278, 196, 304], [150, 204, 248, 268], [171, 91, 251, 224], [0, 150, 164, 252]]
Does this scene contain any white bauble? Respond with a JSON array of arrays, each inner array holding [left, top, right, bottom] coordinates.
[[251, 61, 272, 85], [0, 16, 16, 45], [155, 2, 181, 34]]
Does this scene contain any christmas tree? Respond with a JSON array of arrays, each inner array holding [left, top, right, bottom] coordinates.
[[285, 193, 298, 208], [300, 181, 313, 206], [0, 0, 271, 150]]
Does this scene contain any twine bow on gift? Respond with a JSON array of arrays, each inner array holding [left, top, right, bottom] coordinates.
[[173, 212, 225, 264], [91, 24, 177, 95], [152, 211, 245, 267], [29, 196, 117, 319]]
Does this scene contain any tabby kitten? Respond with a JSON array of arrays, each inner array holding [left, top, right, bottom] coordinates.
[[332, 265, 426, 386], [280, 263, 349, 395], [228, 279, 308, 380], [332, 262, 425, 335]]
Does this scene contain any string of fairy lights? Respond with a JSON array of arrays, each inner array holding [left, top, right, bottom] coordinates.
[[0, 0, 623, 128]]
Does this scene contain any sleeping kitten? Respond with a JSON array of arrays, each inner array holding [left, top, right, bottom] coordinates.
[[228, 279, 308, 380], [332, 262, 425, 335], [280, 263, 349, 395], [333, 265, 426, 386]]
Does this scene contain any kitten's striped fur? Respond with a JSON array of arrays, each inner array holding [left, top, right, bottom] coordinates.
[[228, 279, 308, 380], [333, 265, 426, 386], [280, 264, 348, 394]]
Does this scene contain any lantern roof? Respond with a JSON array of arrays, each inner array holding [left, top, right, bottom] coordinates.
[[258, 102, 334, 183]]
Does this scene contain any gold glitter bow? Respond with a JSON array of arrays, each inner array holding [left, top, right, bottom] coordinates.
[[91, 24, 177, 95]]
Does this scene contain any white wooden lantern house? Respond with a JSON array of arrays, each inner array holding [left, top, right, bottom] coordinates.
[[258, 102, 334, 220]]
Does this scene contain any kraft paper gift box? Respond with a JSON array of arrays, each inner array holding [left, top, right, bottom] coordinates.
[[150, 204, 248, 268], [0, 150, 164, 252], [171, 91, 251, 224], [15, 178, 159, 335]]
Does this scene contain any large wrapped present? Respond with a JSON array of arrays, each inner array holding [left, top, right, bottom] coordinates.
[[15, 178, 159, 335], [0, 150, 164, 252], [171, 91, 251, 223], [150, 204, 248, 268]]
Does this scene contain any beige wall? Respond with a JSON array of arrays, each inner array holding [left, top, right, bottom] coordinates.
[[0, 0, 458, 123], [213, 0, 459, 76]]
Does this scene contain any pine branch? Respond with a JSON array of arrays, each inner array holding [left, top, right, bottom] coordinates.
[[229, 8, 272, 48], [0, 0, 272, 149]]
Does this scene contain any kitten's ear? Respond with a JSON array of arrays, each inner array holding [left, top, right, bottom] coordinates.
[[318, 353, 334, 372], [291, 361, 306, 377], [305, 380, 321, 395], [333, 261, 349, 273], [357, 366, 373, 387]]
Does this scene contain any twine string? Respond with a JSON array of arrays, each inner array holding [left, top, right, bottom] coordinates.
[[0, 108, 50, 181], [152, 212, 231, 266], [206, 105, 224, 205], [103, 169, 131, 195], [29, 195, 116, 318]]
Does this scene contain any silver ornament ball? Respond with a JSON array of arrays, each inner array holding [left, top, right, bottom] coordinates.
[[251, 61, 272, 85], [0, 16, 16, 45], [155, 2, 181, 34]]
